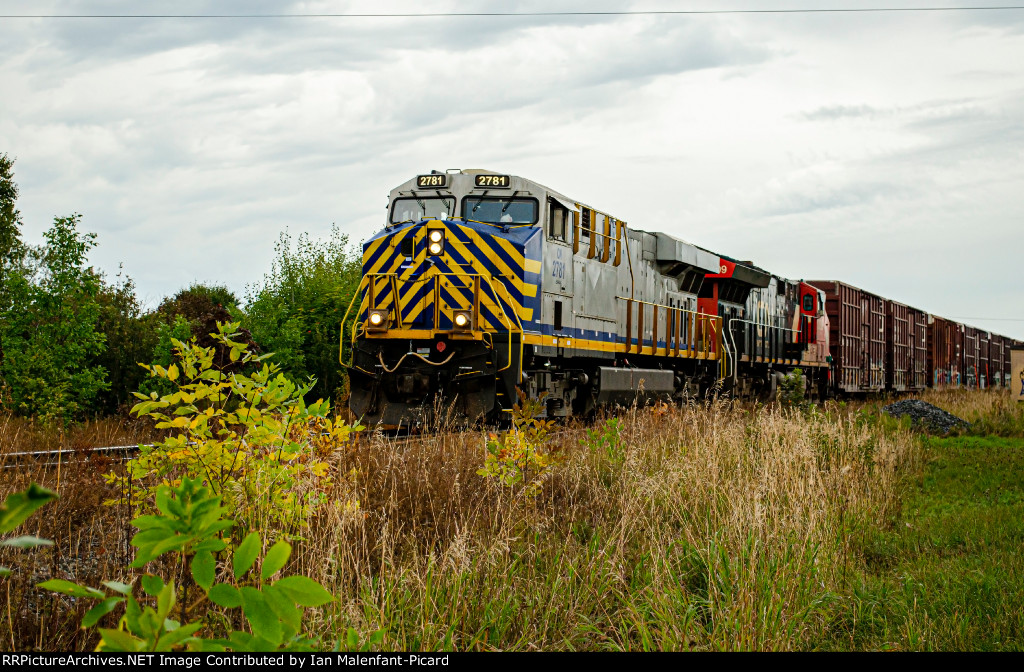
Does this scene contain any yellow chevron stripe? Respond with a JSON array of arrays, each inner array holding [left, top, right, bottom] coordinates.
[[366, 229, 412, 276], [362, 236, 388, 265], [360, 222, 534, 332], [524, 259, 542, 274], [493, 236, 527, 267], [456, 228, 519, 285]]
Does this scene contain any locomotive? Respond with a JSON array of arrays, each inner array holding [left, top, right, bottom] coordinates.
[[342, 169, 833, 427]]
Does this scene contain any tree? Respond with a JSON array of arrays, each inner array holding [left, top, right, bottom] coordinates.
[[0, 153, 23, 275], [245, 227, 362, 405], [0, 154, 25, 370], [0, 214, 108, 422], [149, 283, 256, 375], [91, 269, 159, 413]]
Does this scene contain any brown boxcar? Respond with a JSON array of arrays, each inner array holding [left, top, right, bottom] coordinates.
[[978, 331, 993, 388], [928, 316, 964, 388], [809, 280, 886, 393], [990, 335, 1004, 387], [909, 307, 929, 390], [887, 301, 911, 392], [964, 326, 980, 388]]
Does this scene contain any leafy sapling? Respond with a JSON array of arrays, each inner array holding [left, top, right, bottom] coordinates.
[[38, 477, 334, 652]]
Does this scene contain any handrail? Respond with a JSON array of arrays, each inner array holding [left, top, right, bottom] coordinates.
[[617, 296, 721, 360], [727, 315, 820, 365]]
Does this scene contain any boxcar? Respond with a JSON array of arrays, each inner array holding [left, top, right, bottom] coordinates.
[[809, 280, 886, 394], [909, 306, 929, 390], [929, 316, 963, 388]]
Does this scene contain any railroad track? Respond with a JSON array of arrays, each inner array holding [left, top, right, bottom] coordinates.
[[0, 423, 589, 471], [0, 444, 146, 470]]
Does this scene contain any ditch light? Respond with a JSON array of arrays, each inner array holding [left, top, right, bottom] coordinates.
[[367, 309, 389, 332], [452, 310, 473, 331]]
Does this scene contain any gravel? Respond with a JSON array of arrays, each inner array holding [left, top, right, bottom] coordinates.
[[881, 399, 969, 434]]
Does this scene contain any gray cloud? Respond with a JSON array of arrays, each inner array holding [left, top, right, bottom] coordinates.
[[1, 0, 1023, 339]]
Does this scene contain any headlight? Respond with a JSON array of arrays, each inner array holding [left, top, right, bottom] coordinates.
[[452, 310, 472, 331], [367, 309, 389, 331], [427, 229, 444, 255]]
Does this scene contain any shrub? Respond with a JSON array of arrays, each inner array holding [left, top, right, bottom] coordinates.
[[39, 477, 336, 651], [111, 321, 362, 536], [778, 368, 807, 410], [244, 227, 362, 406], [478, 391, 560, 498]]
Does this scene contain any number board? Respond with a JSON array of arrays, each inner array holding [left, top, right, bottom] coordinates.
[[474, 174, 511, 188], [416, 174, 448, 188]]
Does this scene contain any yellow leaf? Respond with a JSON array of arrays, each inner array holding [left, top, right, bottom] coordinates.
[[167, 364, 180, 381]]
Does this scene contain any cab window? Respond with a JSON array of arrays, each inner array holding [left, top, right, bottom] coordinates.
[[549, 202, 568, 242], [803, 294, 814, 312], [390, 197, 454, 224], [462, 197, 538, 224]]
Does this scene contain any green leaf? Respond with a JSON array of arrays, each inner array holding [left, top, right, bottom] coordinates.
[[191, 551, 215, 592], [102, 581, 133, 595], [233, 532, 261, 580], [155, 487, 172, 517], [1, 535, 53, 548], [262, 584, 301, 636], [130, 528, 173, 549], [226, 630, 254, 651], [97, 627, 144, 652], [82, 597, 124, 628], [141, 575, 166, 597], [346, 627, 359, 650], [131, 533, 189, 567], [194, 538, 227, 554], [131, 515, 170, 531], [155, 621, 204, 651], [157, 580, 176, 619], [240, 587, 282, 646], [261, 541, 292, 581], [0, 567, 11, 578], [37, 579, 104, 599], [208, 584, 242, 608], [0, 484, 57, 533], [124, 595, 143, 633], [273, 576, 334, 607]]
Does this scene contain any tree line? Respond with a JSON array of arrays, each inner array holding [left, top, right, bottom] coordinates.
[[0, 153, 363, 425]]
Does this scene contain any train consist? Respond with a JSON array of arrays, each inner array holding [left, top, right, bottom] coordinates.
[[342, 169, 1020, 427]]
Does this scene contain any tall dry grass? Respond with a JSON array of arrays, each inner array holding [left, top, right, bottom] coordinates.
[[296, 400, 918, 651], [1, 401, 919, 651], [916, 388, 1024, 436]]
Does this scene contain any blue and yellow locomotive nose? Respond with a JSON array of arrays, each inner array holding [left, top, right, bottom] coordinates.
[[344, 217, 541, 427]]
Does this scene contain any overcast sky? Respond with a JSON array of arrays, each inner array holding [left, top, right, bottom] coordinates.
[[1, 0, 1022, 338]]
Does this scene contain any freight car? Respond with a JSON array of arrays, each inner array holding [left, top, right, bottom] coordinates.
[[342, 169, 828, 427], [342, 170, 1020, 427], [809, 283, 1020, 394]]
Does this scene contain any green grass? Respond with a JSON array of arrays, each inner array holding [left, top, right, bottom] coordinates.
[[822, 434, 1024, 651]]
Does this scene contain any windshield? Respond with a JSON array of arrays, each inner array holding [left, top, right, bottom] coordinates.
[[462, 197, 538, 224], [390, 196, 455, 224]]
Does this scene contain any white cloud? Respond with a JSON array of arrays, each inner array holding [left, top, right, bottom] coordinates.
[[1, 0, 1022, 339]]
